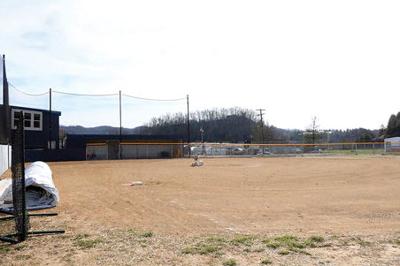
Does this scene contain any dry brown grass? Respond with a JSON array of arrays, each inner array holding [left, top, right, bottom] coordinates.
[[1, 229, 399, 265]]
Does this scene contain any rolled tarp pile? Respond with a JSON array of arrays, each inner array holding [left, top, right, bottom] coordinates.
[[0, 161, 59, 211]]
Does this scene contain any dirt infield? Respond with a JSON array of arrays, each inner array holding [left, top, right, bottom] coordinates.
[[1, 156, 400, 265], [52, 156, 400, 235]]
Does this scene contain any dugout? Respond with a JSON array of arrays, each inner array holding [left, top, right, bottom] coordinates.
[[65, 134, 184, 160]]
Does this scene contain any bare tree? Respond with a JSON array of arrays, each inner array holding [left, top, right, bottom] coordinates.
[[304, 116, 320, 144]]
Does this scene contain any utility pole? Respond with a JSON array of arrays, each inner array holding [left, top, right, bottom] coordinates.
[[49, 88, 52, 149], [119, 90, 122, 137], [256, 108, 266, 153], [119, 90, 122, 159]]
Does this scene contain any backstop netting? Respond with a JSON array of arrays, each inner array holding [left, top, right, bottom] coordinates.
[[52, 91, 187, 131], [52, 91, 120, 129], [7, 84, 188, 158], [7, 84, 187, 131], [7, 85, 49, 111], [85, 88, 188, 159], [121, 93, 187, 134]]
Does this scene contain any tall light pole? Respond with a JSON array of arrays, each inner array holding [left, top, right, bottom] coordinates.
[[49, 88, 52, 149]]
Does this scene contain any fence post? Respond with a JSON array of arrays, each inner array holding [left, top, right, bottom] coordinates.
[[48, 88, 52, 150], [119, 90, 122, 159], [186, 95, 191, 157]]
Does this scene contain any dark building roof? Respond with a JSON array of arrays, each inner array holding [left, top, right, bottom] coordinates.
[[7, 105, 61, 115]]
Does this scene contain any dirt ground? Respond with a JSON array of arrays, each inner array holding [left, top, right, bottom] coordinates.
[[1, 156, 400, 265]]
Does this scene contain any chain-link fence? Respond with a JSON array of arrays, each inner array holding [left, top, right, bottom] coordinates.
[[188, 142, 388, 157]]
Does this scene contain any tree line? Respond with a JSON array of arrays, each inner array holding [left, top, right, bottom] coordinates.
[[140, 107, 382, 143], [385, 112, 400, 138], [62, 107, 400, 142]]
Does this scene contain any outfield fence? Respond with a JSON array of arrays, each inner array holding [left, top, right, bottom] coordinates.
[[84, 141, 400, 160], [189, 141, 399, 157]]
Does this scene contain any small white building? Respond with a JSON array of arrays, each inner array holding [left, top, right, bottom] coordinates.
[[384, 137, 400, 152]]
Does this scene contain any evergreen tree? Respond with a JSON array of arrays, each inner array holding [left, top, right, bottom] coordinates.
[[386, 114, 398, 137]]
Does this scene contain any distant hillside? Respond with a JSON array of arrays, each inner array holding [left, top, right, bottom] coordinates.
[[60, 125, 149, 135], [61, 107, 381, 143]]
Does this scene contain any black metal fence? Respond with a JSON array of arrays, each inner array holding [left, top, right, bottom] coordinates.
[[0, 111, 28, 243], [11, 111, 28, 242], [0, 111, 65, 244]]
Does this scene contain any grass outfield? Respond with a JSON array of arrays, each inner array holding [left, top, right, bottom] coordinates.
[[1, 157, 400, 265]]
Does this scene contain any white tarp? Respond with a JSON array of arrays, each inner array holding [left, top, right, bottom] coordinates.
[[0, 145, 11, 177], [0, 161, 59, 211]]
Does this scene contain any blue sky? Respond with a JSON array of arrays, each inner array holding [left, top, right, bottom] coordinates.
[[1, 0, 400, 129]]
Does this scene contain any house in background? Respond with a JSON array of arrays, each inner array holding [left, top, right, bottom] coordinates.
[[0, 104, 61, 150]]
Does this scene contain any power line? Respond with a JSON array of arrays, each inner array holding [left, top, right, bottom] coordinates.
[[122, 93, 186, 102], [9, 82, 49, 96], [5, 80, 186, 106], [52, 90, 118, 97], [8, 83, 185, 101]]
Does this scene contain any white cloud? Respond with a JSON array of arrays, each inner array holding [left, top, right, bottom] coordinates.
[[1, 0, 400, 129]]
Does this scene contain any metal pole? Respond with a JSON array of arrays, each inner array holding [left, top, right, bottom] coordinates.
[[119, 90, 122, 159], [2, 54, 10, 144], [119, 90, 122, 136], [27, 230, 65, 235], [256, 108, 266, 154], [7, 144, 10, 170], [200, 127, 205, 155], [186, 94, 191, 157], [49, 88, 52, 150], [1, 53, 12, 172]]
